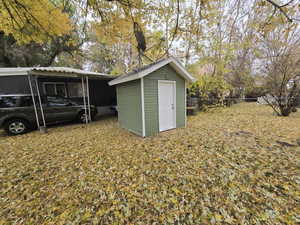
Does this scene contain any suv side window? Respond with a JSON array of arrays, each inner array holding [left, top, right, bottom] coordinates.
[[20, 96, 33, 107], [0, 96, 20, 108], [19, 96, 46, 107], [47, 96, 72, 106]]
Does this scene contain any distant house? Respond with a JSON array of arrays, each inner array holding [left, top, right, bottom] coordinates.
[[292, 75, 300, 106], [109, 57, 195, 137], [257, 94, 277, 105], [0, 67, 117, 115]]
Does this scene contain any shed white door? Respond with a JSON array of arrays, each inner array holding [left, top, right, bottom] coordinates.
[[158, 81, 176, 132]]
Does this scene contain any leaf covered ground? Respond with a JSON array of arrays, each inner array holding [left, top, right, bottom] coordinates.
[[0, 103, 299, 225]]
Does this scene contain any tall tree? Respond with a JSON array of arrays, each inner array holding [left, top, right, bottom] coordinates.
[[0, 0, 85, 67], [0, 0, 71, 43], [258, 24, 300, 116]]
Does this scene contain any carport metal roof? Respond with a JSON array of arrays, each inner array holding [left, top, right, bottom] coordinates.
[[0, 67, 114, 79]]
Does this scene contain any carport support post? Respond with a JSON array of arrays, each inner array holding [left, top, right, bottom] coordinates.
[[35, 76, 47, 133], [27, 75, 40, 129], [81, 76, 88, 124], [86, 76, 91, 122]]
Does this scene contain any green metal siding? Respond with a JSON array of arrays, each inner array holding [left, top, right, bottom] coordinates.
[[116, 80, 143, 136], [144, 65, 186, 136]]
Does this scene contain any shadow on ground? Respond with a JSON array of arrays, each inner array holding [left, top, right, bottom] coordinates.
[[0, 114, 117, 138]]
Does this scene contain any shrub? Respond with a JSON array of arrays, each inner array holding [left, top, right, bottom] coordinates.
[[188, 75, 232, 109]]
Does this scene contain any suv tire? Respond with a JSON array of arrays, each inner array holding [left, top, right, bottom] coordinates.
[[78, 111, 89, 123], [4, 119, 31, 135], [78, 111, 96, 123]]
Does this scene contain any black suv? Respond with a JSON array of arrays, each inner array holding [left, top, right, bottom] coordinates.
[[0, 95, 97, 135]]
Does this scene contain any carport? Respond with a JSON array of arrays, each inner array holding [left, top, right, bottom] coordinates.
[[0, 67, 115, 133]]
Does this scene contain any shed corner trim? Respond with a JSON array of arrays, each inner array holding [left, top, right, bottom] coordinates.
[[141, 77, 146, 137]]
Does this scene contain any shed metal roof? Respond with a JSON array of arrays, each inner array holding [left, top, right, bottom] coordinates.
[[0, 67, 113, 79], [108, 57, 196, 86]]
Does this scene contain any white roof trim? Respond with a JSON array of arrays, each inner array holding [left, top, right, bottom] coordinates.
[[0, 67, 111, 78], [0, 68, 32, 76], [108, 57, 196, 86]]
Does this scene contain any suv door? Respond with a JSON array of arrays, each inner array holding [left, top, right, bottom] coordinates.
[[20, 96, 53, 125], [44, 96, 80, 122], [19, 96, 43, 123]]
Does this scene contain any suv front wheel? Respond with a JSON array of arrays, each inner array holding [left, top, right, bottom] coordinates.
[[4, 119, 31, 135]]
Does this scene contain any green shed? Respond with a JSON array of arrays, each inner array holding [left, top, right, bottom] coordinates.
[[109, 57, 195, 137]]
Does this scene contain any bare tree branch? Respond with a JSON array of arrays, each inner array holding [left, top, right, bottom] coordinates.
[[264, 0, 294, 22], [159, 0, 180, 59]]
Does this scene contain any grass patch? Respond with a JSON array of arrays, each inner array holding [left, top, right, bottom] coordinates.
[[0, 103, 299, 224]]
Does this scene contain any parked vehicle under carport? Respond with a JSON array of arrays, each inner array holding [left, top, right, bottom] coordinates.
[[0, 94, 97, 135], [0, 67, 117, 134]]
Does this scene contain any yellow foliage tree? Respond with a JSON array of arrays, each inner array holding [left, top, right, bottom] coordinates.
[[0, 0, 72, 43]]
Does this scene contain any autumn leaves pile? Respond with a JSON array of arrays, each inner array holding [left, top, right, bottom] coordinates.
[[0, 103, 299, 224]]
